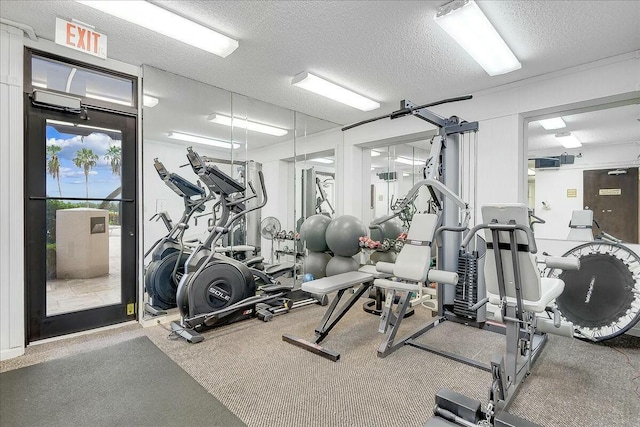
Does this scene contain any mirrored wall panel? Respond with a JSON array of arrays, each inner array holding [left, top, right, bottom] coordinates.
[[141, 65, 340, 314], [527, 101, 640, 244], [368, 142, 431, 228]]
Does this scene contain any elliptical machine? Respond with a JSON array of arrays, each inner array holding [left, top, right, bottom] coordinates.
[[144, 158, 213, 313], [171, 147, 311, 343]]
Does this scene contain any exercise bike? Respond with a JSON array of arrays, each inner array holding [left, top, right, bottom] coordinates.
[[144, 158, 213, 313], [171, 147, 323, 343]]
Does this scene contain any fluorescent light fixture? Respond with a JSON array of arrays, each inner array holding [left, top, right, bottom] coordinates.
[[75, 1, 239, 58], [555, 132, 582, 148], [207, 113, 288, 137], [434, 0, 521, 76], [370, 150, 381, 157], [528, 168, 535, 176], [291, 72, 380, 112], [538, 117, 566, 130], [371, 167, 376, 171], [402, 172, 410, 177], [309, 157, 334, 164], [32, 81, 48, 88], [168, 131, 240, 149], [86, 92, 132, 106], [143, 95, 159, 108], [394, 157, 424, 166]]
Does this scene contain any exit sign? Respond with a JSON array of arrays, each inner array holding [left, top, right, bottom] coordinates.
[[55, 18, 107, 59]]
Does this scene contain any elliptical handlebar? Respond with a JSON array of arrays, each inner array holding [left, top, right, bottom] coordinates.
[[184, 146, 268, 253], [220, 170, 268, 231]]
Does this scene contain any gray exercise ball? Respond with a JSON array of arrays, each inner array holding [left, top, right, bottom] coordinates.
[[300, 214, 332, 252], [303, 251, 332, 279], [370, 251, 397, 264], [326, 215, 367, 257], [326, 256, 359, 276], [370, 217, 404, 242]]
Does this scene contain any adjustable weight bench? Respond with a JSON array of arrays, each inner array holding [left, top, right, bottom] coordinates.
[[283, 213, 459, 361], [282, 264, 390, 361]]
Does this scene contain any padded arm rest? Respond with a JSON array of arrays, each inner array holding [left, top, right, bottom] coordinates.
[[376, 262, 395, 274], [540, 256, 580, 271], [427, 269, 458, 285]]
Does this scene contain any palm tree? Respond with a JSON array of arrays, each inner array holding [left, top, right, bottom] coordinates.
[[72, 147, 99, 200], [46, 144, 62, 197], [104, 145, 121, 176]]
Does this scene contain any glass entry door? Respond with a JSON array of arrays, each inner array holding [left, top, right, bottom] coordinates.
[[25, 100, 137, 342]]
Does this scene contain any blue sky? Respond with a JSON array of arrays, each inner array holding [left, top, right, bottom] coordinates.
[[46, 125, 122, 199]]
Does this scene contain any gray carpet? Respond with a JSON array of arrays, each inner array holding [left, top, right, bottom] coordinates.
[[0, 336, 245, 427], [146, 300, 640, 427]]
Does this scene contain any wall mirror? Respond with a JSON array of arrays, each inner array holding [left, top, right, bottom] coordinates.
[[368, 141, 433, 228], [526, 100, 640, 244], [141, 65, 340, 311]]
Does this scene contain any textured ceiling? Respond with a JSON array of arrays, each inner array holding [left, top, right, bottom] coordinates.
[[2, 0, 639, 127]]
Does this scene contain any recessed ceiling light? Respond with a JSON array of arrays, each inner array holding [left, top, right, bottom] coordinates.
[[434, 0, 521, 76], [291, 71, 380, 111], [168, 131, 240, 149], [538, 117, 566, 130], [76, 1, 239, 58], [402, 172, 410, 177], [207, 113, 288, 136], [555, 132, 582, 148]]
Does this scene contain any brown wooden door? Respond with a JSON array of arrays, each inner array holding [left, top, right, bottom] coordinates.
[[583, 168, 639, 243]]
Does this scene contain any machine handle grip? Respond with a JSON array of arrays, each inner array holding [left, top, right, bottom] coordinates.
[[427, 269, 458, 285], [541, 256, 580, 270]]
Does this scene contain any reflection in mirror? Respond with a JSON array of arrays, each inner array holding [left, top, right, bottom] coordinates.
[[292, 112, 340, 284], [369, 142, 431, 228], [142, 65, 235, 256], [142, 65, 341, 316], [527, 101, 640, 244]]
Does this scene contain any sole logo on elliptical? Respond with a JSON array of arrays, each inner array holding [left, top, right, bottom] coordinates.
[[584, 276, 596, 304], [209, 287, 231, 301]]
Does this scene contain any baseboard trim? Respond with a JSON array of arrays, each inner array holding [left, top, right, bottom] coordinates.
[[0, 346, 25, 361]]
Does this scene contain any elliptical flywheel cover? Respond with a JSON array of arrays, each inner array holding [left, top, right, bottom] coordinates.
[[187, 259, 256, 317], [145, 251, 189, 309], [547, 242, 640, 341]]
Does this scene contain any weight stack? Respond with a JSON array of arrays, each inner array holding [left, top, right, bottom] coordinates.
[[454, 251, 479, 320]]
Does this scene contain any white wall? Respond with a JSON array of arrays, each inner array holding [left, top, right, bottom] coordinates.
[[531, 143, 639, 239], [0, 24, 25, 360]]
